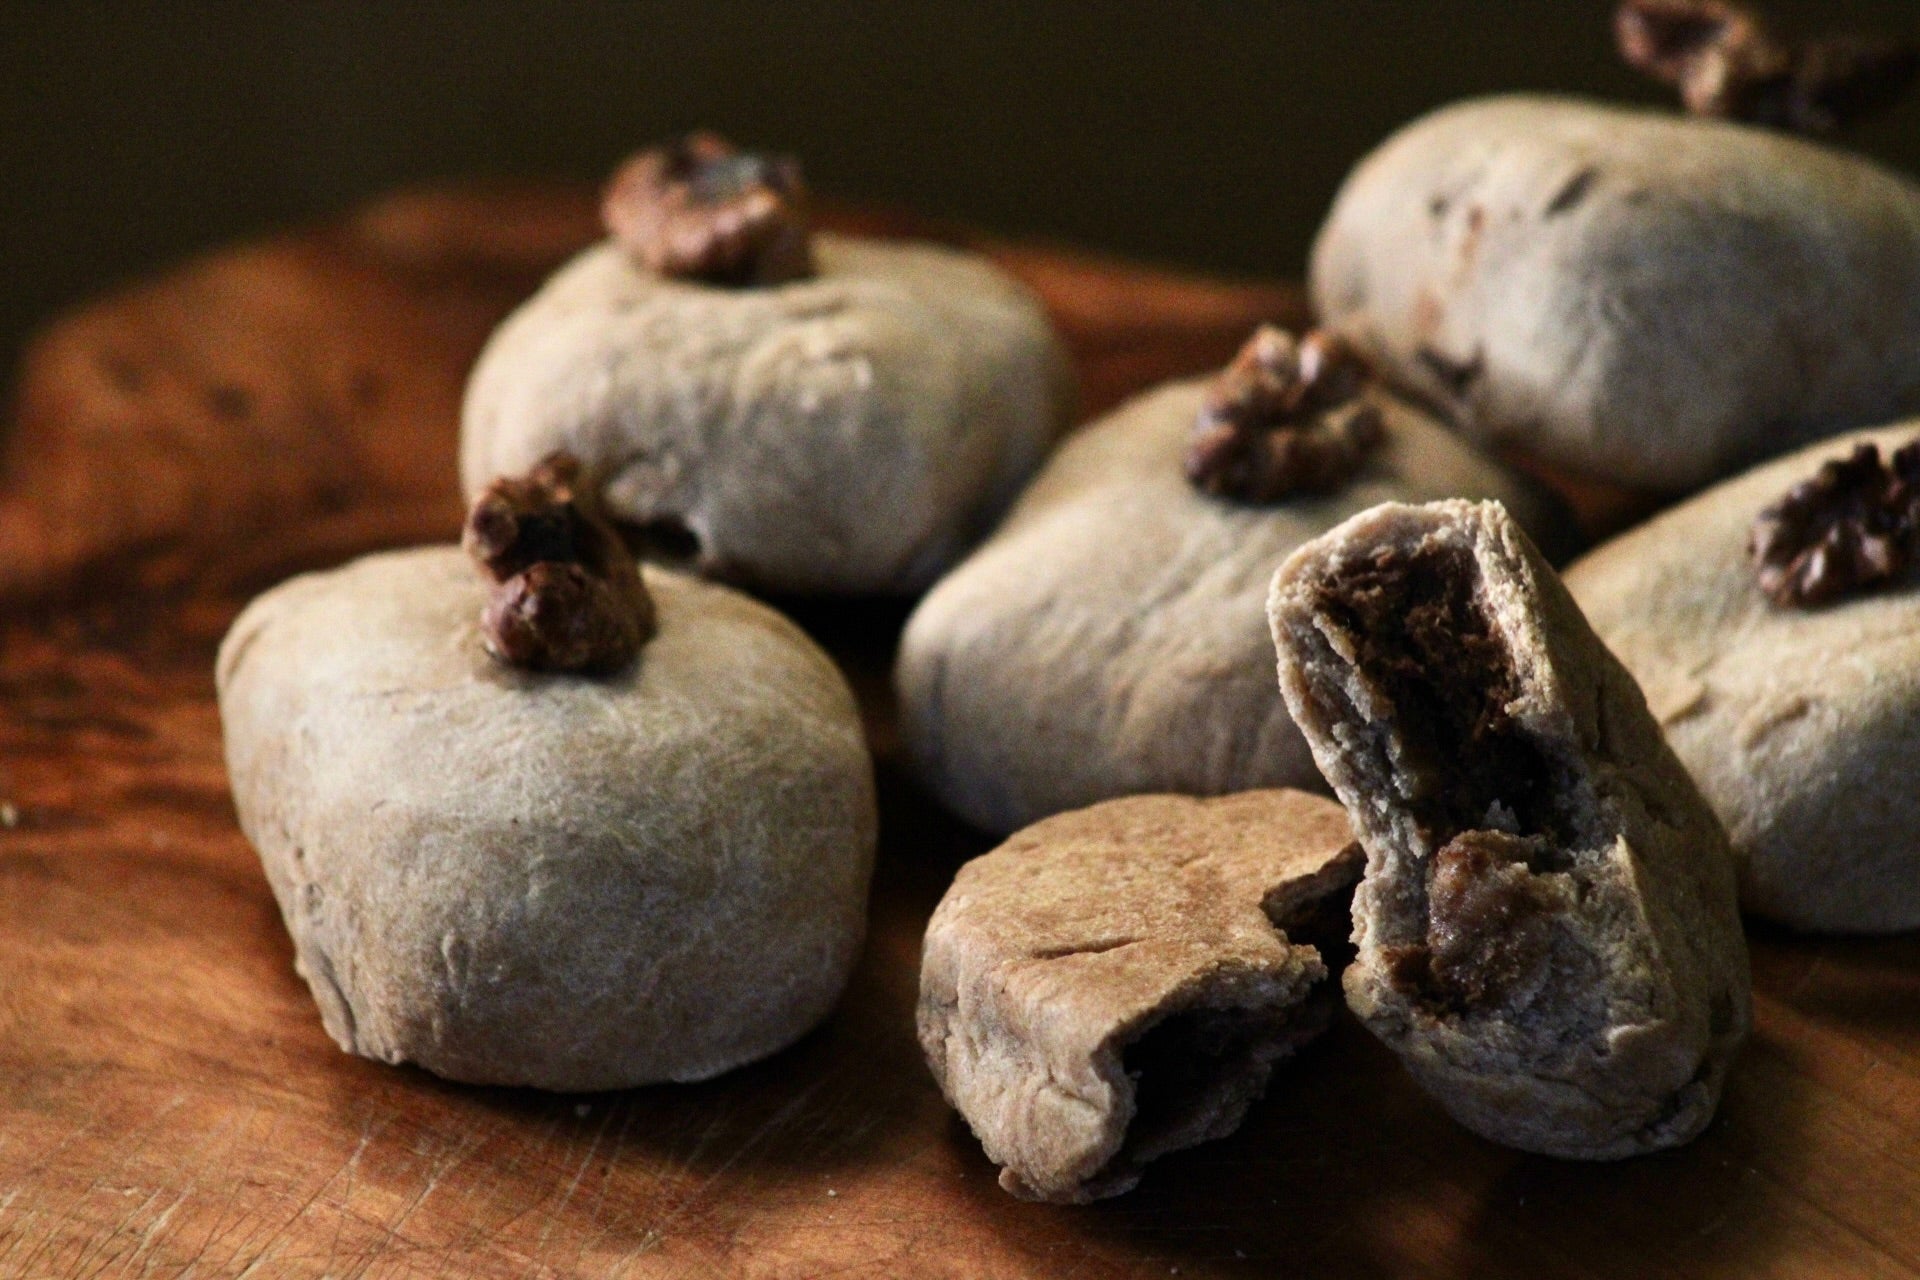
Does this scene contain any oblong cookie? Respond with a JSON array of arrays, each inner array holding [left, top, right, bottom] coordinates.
[[460, 235, 1071, 595], [1268, 500, 1750, 1158], [1312, 94, 1920, 490], [218, 547, 877, 1090], [895, 376, 1571, 836], [918, 789, 1363, 1203], [1567, 423, 1920, 932]]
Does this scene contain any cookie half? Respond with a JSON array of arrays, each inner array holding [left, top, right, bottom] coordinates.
[[1268, 500, 1749, 1158], [917, 790, 1361, 1203]]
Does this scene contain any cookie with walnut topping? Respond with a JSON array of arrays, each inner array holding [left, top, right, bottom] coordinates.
[[1568, 423, 1920, 932], [217, 539, 876, 1091], [461, 133, 1071, 597], [1269, 499, 1749, 1158], [895, 329, 1572, 837]]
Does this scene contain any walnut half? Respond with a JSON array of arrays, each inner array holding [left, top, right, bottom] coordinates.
[[463, 453, 657, 674], [601, 132, 815, 286], [1749, 440, 1920, 607], [1616, 0, 1918, 134], [1183, 326, 1386, 504]]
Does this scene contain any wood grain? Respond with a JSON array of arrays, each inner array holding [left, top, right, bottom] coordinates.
[[1, 188, 1916, 1280]]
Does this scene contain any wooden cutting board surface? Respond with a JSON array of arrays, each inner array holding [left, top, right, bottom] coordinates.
[[1, 187, 1916, 1280]]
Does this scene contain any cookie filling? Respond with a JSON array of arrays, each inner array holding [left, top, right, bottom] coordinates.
[[1388, 830, 1569, 1013], [1310, 543, 1590, 1017], [1099, 988, 1333, 1192], [1316, 544, 1574, 840]]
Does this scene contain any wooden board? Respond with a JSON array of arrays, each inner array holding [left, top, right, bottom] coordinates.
[[1, 187, 1916, 1280]]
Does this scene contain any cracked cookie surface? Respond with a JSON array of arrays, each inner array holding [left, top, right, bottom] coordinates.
[[918, 789, 1361, 1203]]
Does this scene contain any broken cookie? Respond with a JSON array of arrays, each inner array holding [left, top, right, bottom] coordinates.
[[1268, 500, 1750, 1158], [918, 790, 1363, 1202], [1568, 424, 1920, 932], [461, 133, 1072, 596]]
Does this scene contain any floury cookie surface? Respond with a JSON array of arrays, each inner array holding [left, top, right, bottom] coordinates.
[[217, 547, 877, 1090], [895, 372, 1571, 837], [1269, 501, 1749, 1159], [460, 234, 1070, 596], [918, 790, 1362, 1203], [1311, 95, 1920, 491], [1567, 424, 1920, 933]]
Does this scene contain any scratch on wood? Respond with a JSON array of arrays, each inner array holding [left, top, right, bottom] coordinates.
[[637, 1072, 835, 1262], [327, 1110, 383, 1268], [203, 1104, 285, 1269], [62, 1099, 197, 1280], [4, 1208, 52, 1278], [535, 1103, 614, 1266], [229, 1110, 385, 1278]]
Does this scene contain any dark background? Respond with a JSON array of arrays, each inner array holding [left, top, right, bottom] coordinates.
[[4, 0, 1919, 379]]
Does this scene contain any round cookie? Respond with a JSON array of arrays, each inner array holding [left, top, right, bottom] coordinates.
[[895, 371, 1572, 837], [1311, 94, 1920, 491], [460, 231, 1070, 596], [217, 546, 877, 1089], [1566, 423, 1920, 933]]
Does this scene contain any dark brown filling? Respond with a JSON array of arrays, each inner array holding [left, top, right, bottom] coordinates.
[[1313, 544, 1577, 1013], [1317, 545, 1570, 842], [1386, 830, 1565, 1013], [1111, 990, 1332, 1180]]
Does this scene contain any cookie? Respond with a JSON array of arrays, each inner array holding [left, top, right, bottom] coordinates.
[[460, 137, 1070, 596], [918, 790, 1362, 1202], [1567, 423, 1920, 932], [217, 546, 877, 1090], [896, 336, 1571, 836], [1268, 499, 1750, 1158], [1311, 95, 1920, 491]]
